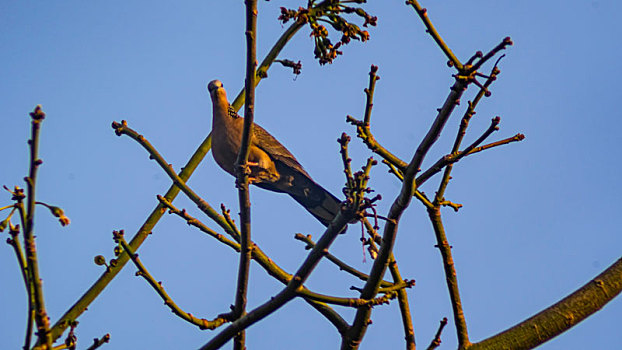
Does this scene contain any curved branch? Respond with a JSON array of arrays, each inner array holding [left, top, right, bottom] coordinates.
[[116, 232, 228, 330], [468, 257, 622, 350]]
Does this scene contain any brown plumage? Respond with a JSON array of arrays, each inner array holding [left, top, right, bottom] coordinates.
[[208, 79, 342, 227]]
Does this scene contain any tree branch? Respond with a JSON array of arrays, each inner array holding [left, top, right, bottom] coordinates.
[[468, 257, 622, 350], [24, 106, 52, 350], [49, 13, 309, 341], [159, 191, 349, 334], [428, 206, 470, 348], [47, 133, 213, 344], [342, 74, 468, 350], [230, 1, 258, 348], [115, 231, 229, 330], [199, 210, 354, 350]]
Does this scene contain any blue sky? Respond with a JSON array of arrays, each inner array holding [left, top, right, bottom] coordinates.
[[1, 1, 621, 349]]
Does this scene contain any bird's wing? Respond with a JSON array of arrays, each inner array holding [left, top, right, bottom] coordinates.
[[252, 123, 312, 179], [227, 105, 311, 178], [222, 104, 342, 228]]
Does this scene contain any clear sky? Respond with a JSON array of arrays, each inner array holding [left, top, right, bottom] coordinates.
[[1, 1, 621, 349]]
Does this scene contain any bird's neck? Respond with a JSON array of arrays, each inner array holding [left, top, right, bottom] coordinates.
[[212, 93, 233, 130]]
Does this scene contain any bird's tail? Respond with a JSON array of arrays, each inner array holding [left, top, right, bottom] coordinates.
[[255, 173, 343, 228], [289, 181, 342, 228]]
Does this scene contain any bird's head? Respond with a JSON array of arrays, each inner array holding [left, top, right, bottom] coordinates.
[[208, 80, 227, 101], [208, 79, 233, 120]]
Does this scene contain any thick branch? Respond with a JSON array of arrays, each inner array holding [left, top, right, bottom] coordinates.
[[469, 257, 622, 350]]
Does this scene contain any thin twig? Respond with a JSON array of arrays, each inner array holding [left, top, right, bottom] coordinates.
[[363, 65, 379, 125], [5, 212, 35, 350], [428, 207, 470, 347], [299, 288, 402, 308], [465, 133, 525, 156], [429, 116, 503, 191], [115, 231, 229, 330], [85, 334, 111, 350], [426, 317, 448, 350], [294, 233, 393, 287], [156, 195, 240, 250], [406, 0, 463, 70], [362, 218, 416, 349], [470, 37, 513, 72]]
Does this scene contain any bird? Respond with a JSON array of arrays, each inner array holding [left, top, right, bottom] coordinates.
[[207, 79, 343, 228]]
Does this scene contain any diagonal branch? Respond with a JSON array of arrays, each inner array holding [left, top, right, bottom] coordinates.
[[406, 0, 462, 70], [111, 121, 237, 237], [294, 233, 393, 288], [156, 195, 240, 249], [468, 257, 622, 350]]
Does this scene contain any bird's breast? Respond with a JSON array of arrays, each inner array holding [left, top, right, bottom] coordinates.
[[212, 123, 243, 176]]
